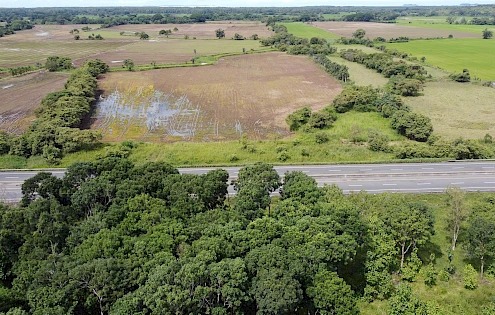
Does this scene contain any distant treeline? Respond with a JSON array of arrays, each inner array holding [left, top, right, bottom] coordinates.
[[1, 5, 495, 26], [0, 19, 33, 37]]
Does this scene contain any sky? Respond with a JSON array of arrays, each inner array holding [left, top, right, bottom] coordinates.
[[0, 0, 494, 8]]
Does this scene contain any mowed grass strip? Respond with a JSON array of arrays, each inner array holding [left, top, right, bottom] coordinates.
[[125, 38, 263, 54], [406, 81, 495, 139], [387, 38, 495, 81], [280, 22, 340, 40]]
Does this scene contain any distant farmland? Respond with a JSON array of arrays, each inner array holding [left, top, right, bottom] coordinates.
[[387, 38, 495, 81], [91, 52, 342, 142], [312, 21, 479, 39]]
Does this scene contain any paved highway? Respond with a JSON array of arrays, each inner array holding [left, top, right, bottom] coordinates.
[[1, 161, 495, 202]]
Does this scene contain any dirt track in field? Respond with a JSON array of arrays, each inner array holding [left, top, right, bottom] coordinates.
[[0, 72, 69, 134], [313, 21, 479, 39], [92, 52, 342, 142]]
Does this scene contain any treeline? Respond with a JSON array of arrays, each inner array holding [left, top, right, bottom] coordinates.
[[0, 20, 33, 38], [312, 54, 350, 82], [260, 24, 334, 56], [6, 59, 109, 163], [8, 65, 38, 77], [1, 159, 495, 314], [339, 49, 426, 96]]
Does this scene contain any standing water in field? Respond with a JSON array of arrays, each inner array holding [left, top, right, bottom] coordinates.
[[93, 86, 201, 141]]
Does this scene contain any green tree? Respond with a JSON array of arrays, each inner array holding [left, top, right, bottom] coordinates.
[[381, 200, 434, 268], [139, 32, 149, 40], [215, 29, 225, 39], [352, 28, 366, 39], [482, 28, 493, 39], [307, 270, 359, 315], [123, 59, 134, 71], [286, 107, 312, 131], [388, 284, 428, 315], [465, 208, 495, 277], [445, 186, 467, 251]]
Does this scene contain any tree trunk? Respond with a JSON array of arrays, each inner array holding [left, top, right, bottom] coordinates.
[[481, 257, 484, 279], [401, 243, 405, 269]]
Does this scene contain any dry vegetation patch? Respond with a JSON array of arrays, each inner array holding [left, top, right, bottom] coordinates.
[[313, 21, 479, 39], [0, 72, 69, 134], [92, 52, 342, 142], [406, 81, 495, 139]]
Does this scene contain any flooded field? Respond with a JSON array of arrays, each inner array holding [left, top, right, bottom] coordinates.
[[92, 52, 343, 142]]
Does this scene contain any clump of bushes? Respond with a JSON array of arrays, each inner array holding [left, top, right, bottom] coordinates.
[[450, 69, 471, 82], [286, 107, 337, 132]]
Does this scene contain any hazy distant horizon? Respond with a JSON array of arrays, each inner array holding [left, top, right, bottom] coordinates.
[[1, 0, 494, 9]]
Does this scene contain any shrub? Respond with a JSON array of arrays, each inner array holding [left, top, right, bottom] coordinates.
[[463, 264, 479, 289], [315, 132, 329, 144], [307, 108, 336, 129], [278, 151, 290, 161], [286, 107, 312, 131], [368, 130, 389, 152], [450, 69, 470, 82]]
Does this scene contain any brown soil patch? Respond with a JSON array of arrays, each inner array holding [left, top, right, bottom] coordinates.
[[73, 50, 192, 68], [0, 72, 69, 134], [1, 24, 106, 42], [313, 21, 479, 39], [93, 52, 342, 142], [109, 21, 273, 39]]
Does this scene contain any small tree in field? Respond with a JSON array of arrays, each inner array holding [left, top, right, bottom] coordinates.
[[482, 28, 493, 39], [123, 59, 134, 71], [352, 28, 366, 39], [215, 29, 225, 39]]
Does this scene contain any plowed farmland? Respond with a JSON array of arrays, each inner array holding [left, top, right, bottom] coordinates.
[[0, 72, 69, 134], [108, 21, 273, 39], [92, 52, 342, 142], [313, 21, 479, 39]]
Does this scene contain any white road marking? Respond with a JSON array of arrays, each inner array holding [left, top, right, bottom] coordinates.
[[348, 185, 362, 187], [482, 167, 494, 169], [302, 171, 310, 173], [5, 177, 19, 179], [328, 170, 341, 172], [484, 182, 495, 184], [422, 168, 434, 170], [451, 182, 464, 185], [391, 168, 403, 171], [453, 167, 464, 169], [417, 183, 431, 185], [383, 183, 397, 186]]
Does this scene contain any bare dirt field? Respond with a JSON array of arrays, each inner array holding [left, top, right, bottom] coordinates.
[[109, 21, 273, 39], [313, 22, 479, 39], [0, 72, 69, 134], [91, 52, 342, 142]]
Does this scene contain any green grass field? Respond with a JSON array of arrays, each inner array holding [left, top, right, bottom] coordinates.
[[387, 38, 495, 81], [396, 16, 495, 34], [328, 56, 389, 87], [406, 81, 495, 139], [280, 22, 340, 40]]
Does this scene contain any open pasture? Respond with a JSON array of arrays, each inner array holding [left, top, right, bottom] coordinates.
[[0, 71, 69, 134], [73, 39, 265, 67], [406, 81, 495, 139], [312, 21, 479, 39], [387, 38, 495, 81], [396, 16, 495, 34], [280, 22, 340, 40], [91, 52, 342, 142], [108, 21, 273, 39]]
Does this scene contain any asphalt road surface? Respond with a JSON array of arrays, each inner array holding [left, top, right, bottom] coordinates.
[[1, 161, 495, 202]]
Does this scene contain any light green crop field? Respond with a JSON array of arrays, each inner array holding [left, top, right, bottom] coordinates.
[[406, 81, 495, 139], [396, 16, 495, 34], [328, 56, 389, 87], [387, 38, 495, 81], [280, 22, 340, 40]]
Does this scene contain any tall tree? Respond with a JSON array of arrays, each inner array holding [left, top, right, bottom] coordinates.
[[465, 208, 495, 278], [445, 186, 467, 251]]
